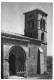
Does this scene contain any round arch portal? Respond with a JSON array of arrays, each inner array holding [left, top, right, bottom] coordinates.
[[9, 45, 26, 76]]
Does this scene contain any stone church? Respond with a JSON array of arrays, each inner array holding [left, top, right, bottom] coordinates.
[[1, 8, 48, 79]]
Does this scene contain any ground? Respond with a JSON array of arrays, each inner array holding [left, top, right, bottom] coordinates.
[[9, 56, 53, 79]]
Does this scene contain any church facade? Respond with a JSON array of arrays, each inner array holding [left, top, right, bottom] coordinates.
[[1, 9, 48, 79]]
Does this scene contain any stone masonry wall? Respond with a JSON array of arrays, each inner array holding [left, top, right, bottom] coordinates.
[[27, 43, 40, 76], [41, 44, 47, 72]]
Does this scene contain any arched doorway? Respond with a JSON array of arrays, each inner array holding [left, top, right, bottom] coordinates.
[[37, 48, 44, 74], [9, 45, 26, 76], [9, 54, 16, 75]]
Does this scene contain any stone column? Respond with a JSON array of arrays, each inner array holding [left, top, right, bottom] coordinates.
[[37, 13, 42, 29], [24, 59, 28, 78], [44, 32, 47, 43], [38, 30, 42, 40], [37, 21, 40, 29], [3, 60, 9, 79]]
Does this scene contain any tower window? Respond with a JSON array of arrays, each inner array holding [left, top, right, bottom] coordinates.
[[27, 20, 34, 30], [40, 18, 43, 29], [41, 32, 44, 41], [30, 15, 32, 18], [43, 19, 45, 30], [40, 18, 45, 30]]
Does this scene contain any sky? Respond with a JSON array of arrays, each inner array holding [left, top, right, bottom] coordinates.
[[1, 2, 53, 56]]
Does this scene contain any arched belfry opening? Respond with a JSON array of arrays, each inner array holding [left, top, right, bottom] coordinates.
[[9, 45, 26, 76]]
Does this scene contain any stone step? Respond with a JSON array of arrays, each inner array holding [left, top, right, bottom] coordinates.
[[9, 76, 24, 79]]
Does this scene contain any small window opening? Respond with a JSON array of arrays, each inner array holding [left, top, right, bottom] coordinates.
[[29, 47, 30, 57], [43, 19, 45, 30], [40, 18, 45, 30], [40, 18, 43, 29], [41, 32, 44, 41]]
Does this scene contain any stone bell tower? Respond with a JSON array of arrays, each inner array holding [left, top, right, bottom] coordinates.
[[24, 8, 47, 42], [24, 8, 48, 72]]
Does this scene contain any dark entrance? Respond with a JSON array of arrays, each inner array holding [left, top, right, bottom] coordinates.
[[9, 46, 26, 76], [9, 54, 15, 75], [37, 49, 40, 74]]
